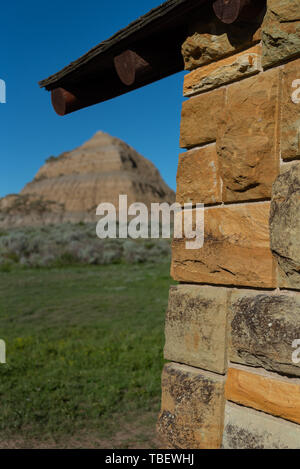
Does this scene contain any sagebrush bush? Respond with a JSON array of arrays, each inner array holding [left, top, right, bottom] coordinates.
[[0, 223, 171, 268]]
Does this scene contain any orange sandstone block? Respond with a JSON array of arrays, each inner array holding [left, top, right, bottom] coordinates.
[[176, 144, 222, 205], [180, 88, 225, 149], [225, 367, 300, 425], [183, 45, 262, 96], [281, 58, 300, 161], [182, 18, 261, 71], [218, 69, 280, 202], [171, 202, 276, 288]]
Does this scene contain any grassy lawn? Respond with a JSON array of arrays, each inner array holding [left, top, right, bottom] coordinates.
[[0, 261, 174, 448]]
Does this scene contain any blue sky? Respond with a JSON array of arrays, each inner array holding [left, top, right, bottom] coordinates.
[[0, 1, 186, 198]]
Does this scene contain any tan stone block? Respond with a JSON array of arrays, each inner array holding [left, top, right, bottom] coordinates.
[[270, 163, 300, 289], [157, 363, 225, 449], [281, 59, 300, 161], [280, 161, 300, 174], [266, 0, 300, 20], [164, 285, 229, 374], [218, 70, 280, 202], [183, 45, 262, 97], [180, 88, 225, 149], [262, 0, 300, 68], [171, 202, 276, 288], [176, 144, 222, 205], [182, 16, 261, 71], [225, 366, 300, 425], [223, 402, 300, 449], [229, 290, 300, 377]]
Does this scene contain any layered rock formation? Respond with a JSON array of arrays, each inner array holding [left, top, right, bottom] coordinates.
[[0, 194, 64, 228], [0, 132, 175, 228]]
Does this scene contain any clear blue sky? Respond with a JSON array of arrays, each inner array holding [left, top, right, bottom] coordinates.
[[0, 1, 186, 198]]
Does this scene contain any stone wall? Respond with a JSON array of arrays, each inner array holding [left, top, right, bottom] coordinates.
[[157, 0, 300, 449]]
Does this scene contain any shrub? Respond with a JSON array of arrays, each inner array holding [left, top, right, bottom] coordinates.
[[0, 223, 171, 268]]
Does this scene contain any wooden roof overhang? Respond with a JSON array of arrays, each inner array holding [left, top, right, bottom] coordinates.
[[39, 0, 264, 116]]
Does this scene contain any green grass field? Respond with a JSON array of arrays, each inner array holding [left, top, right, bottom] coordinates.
[[0, 261, 174, 448]]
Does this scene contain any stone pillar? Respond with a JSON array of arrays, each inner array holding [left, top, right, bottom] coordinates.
[[158, 0, 300, 449]]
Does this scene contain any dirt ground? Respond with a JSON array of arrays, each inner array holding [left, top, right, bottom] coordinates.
[[0, 412, 161, 449]]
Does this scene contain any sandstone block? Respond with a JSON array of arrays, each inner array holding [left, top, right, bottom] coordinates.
[[182, 17, 261, 71], [171, 202, 276, 288], [217, 70, 280, 202], [180, 88, 225, 149], [281, 59, 300, 161], [225, 366, 300, 425], [280, 161, 299, 174], [176, 144, 222, 205], [229, 290, 300, 377], [262, 0, 300, 68], [270, 163, 300, 289], [157, 363, 225, 449], [183, 46, 262, 97], [164, 285, 228, 374], [223, 402, 300, 449]]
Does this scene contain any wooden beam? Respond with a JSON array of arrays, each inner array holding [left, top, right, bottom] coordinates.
[[40, 0, 211, 91], [51, 82, 120, 116], [44, 0, 266, 115], [51, 88, 76, 116], [50, 30, 185, 116], [113, 50, 152, 86], [213, 0, 264, 24], [50, 44, 183, 116]]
